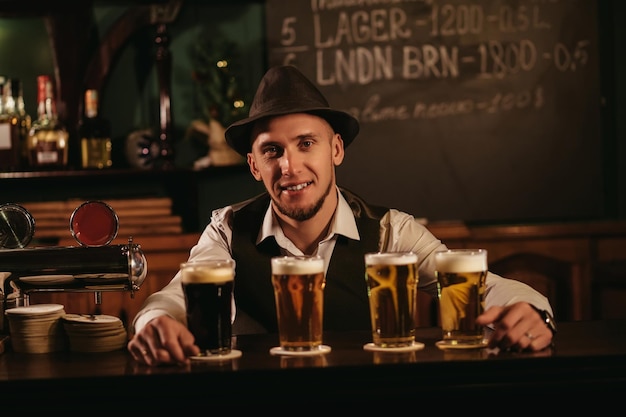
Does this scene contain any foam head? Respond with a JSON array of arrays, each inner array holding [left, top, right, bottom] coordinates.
[[434, 249, 487, 273], [271, 256, 324, 275], [365, 252, 418, 266], [181, 260, 235, 283]]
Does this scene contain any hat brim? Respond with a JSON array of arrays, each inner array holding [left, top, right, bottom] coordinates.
[[225, 108, 360, 157]]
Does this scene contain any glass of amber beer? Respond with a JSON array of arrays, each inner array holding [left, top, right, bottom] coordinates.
[[364, 252, 419, 348], [181, 259, 235, 357], [435, 249, 489, 349], [270, 255, 327, 353]]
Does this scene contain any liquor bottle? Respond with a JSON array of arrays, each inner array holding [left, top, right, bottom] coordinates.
[[27, 75, 69, 169], [13, 78, 32, 167], [0, 78, 23, 171], [78, 89, 112, 169]]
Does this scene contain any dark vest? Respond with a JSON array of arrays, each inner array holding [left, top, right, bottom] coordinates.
[[231, 188, 388, 333]]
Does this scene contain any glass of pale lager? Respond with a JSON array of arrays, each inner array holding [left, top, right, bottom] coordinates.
[[435, 249, 488, 349], [270, 255, 328, 353], [181, 259, 235, 357], [364, 252, 419, 348]]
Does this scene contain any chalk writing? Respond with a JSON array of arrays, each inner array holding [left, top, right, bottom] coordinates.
[[342, 85, 544, 122], [265, 0, 602, 223]]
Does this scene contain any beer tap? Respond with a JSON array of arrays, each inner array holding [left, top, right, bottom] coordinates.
[[0, 201, 147, 334]]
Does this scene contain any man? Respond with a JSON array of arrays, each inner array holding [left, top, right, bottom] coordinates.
[[128, 65, 556, 366]]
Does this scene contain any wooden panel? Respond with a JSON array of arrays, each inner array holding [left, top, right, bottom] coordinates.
[[594, 285, 626, 319], [489, 252, 584, 321], [426, 220, 626, 321], [596, 237, 626, 262], [592, 237, 626, 319], [20, 197, 183, 240], [447, 238, 590, 263]]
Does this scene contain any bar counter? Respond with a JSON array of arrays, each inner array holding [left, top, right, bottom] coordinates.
[[2, 320, 626, 409]]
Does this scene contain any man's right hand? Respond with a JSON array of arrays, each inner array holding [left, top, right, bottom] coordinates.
[[127, 315, 199, 366]]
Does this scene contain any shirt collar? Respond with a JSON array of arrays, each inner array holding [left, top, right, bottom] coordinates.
[[257, 187, 360, 245]]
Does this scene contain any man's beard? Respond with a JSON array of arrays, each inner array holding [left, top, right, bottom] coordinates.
[[273, 181, 333, 221]]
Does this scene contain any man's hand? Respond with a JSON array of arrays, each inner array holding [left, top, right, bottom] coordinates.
[[476, 302, 554, 352], [127, 315, 199, 366]]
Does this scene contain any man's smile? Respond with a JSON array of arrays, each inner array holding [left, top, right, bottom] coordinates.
[[280, 181, 313, 192]]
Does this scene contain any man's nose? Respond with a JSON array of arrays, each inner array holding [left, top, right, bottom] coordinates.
[[279, 149, 302, 175]]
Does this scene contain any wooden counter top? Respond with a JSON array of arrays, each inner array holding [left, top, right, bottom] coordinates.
[[1, 320, 625, 409]]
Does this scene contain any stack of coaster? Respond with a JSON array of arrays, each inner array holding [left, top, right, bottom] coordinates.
[[5, 304, 67, 353], [62, 314, 128, 353]]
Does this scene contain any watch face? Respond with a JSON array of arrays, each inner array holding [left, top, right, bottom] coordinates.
[[531, 305, 557, 335], [543, 310, 557, 334], [546, 311, 556, 333]]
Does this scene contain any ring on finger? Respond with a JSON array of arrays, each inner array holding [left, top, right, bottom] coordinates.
[[524, 332, 536, 340]]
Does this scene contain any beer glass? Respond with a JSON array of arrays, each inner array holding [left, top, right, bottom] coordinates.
[[271, 255, 326, 352], [435, 249, 488, 349], [181, 259, 235, 356], [364, 252, 419, 348]]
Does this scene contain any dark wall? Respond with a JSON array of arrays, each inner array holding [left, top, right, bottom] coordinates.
[[604, 0, 626, 220], [265, 0, 616, 224], [0, 0, 624, 229]]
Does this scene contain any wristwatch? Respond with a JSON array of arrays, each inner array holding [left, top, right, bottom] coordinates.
[[531, 305, 557, 335]]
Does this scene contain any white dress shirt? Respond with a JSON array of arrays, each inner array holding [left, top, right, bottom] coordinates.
[[131, 187, 553, 334]]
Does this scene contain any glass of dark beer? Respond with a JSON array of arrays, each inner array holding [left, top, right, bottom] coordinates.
[[271, 255, 326, 352], [181, 259, 235, 357]]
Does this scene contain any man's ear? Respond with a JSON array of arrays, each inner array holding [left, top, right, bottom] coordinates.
[[247, 153, 262, 181], [332, 134, 345, 166]]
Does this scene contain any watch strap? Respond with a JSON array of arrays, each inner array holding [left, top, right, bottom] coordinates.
[[530, 305, 557, 335]]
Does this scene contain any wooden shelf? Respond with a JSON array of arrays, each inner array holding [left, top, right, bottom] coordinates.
[[1, 164, 249, 234], [0, 164, 246, 179]]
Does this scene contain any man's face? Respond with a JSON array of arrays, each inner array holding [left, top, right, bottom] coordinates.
[[247, 113, 345, 222]]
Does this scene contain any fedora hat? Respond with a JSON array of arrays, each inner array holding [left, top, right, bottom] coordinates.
[[224, 65, 359, 156]]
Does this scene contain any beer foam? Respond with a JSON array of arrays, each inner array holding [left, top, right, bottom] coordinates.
[[181, 266, 234, 283], [271, 256, 324, 275], [365, 252, 418, 265], [435, 250, 487, 272]]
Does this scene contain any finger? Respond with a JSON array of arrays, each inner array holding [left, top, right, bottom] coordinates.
[[139, 348, 151, 363], [128, 343, 152, 365], [523, 326, 555, 352], [475, 306, 505, 325], [515, 330, 536, 350], [503, 321, 551, 351], [486, 310, 524, 348], [128, 328, 159, 365], [152, 322, 195, 364]]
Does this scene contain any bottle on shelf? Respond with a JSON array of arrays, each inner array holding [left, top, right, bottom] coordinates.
[[27, 75, 69, 169], [14, 78, 32, 167], [78, 89, 112, 169], [0, 77, 24, 171]]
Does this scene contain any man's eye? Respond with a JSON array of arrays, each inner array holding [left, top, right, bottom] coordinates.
[[301, 140, 313, 148], [263, 146, 280, 157]]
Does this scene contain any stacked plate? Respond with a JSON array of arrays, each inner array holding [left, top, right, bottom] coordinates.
[[5, 304, 67, 353], [61, 314, 128, 353]]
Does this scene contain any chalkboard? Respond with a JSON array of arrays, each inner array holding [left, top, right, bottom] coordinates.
[[265, 0, 604, 223]]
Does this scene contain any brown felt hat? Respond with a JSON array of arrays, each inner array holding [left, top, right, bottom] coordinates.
[[224, 65, 360, 156]]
